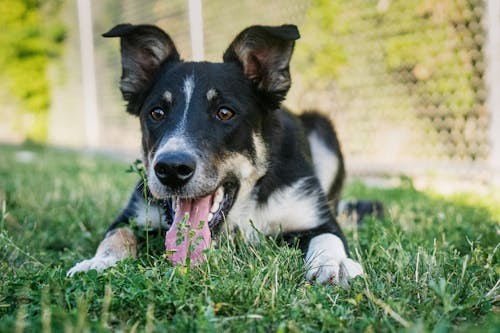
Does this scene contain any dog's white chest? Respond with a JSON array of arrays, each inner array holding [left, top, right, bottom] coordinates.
[[226, 178, 326, 241]]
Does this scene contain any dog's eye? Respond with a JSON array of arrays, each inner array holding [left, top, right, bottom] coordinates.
[[150, 108, 166, 121], [216, 107, 235, 121]]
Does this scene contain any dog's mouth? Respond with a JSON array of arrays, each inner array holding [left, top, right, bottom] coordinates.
[[164, 181, 239, 265]]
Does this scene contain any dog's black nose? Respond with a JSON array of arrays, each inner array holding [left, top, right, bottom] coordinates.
[[154, 152, 196, 188]]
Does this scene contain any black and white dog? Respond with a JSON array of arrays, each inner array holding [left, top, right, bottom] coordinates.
[[67, 23, 363, 286]]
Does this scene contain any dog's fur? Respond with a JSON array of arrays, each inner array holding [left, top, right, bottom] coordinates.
[[67, 23, 364, 286]]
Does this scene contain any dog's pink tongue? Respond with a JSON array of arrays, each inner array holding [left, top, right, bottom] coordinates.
[[165, 195, 212, 266]]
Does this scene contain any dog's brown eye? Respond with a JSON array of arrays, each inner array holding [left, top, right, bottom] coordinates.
[[216, 107, 235, 121], [150, 108, 166, 121]]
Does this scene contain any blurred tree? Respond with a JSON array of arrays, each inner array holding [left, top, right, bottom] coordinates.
[[0, 0, 66, 142], [293, 0, 346, 88]]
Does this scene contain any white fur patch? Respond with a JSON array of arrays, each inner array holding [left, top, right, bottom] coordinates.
[[253, 134, 268, 169], [179, 75, 195, 132], [308, 132, 340, 194], [305, 233, 363, 286], [228, 178, 326, 241], [158, 136, 190, 152], [134, 200, 167, 229], [206, 88, 217, 101], [67, 228, 137, 277], [66, 255, 121, 277], [222, 134, 328, 241], [163, 90, 172, 103]]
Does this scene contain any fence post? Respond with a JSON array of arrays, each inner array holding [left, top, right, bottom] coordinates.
[[77, 0, 99, 148], [188, 0, 205, 61], [485, 0, 500, 182]]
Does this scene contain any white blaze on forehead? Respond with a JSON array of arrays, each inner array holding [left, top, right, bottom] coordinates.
[[175, 74, 195, 134], [183, 75, 195, 105]]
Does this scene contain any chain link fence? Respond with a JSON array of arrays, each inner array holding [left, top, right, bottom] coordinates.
[[54, 0, 499, 184], [290, 0, 492, 183]]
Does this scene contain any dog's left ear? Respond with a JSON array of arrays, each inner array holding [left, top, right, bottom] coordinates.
[[103, 24, 180, 114], [223, 24, 300, 106]]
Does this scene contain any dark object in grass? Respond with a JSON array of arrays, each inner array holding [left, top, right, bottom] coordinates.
[[339, 200, 384, 225]]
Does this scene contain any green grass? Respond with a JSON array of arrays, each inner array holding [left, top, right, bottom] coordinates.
[[0, 144, 498, 332]]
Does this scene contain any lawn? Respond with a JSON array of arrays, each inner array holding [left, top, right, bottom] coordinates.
[[0, 144, 498, 332]]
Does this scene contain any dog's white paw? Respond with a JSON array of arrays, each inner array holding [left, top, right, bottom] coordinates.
[[67, 227, 138, 278], [305, 233, 363, 287], [306, 254, 363, 287], [66, 255, 119, 277]]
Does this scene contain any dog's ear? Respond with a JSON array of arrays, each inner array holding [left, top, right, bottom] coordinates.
[[223, 24, 300, 106], [103, 24, 180, 114]]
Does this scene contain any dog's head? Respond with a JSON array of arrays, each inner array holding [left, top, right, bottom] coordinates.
[[104, 24, 299, 258]]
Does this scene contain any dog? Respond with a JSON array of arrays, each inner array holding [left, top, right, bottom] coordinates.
[[67, 23, 364, 286]]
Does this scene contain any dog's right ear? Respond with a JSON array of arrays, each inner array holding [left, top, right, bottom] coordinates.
[[223, 24, 300, 108], [103, 24, 180, 114]]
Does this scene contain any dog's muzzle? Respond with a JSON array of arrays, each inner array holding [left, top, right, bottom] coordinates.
[[153, 152, 196, 189]]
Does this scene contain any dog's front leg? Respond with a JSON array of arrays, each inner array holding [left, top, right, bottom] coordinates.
[[67, 227, 137, 277], [304, 232, 363, 287], [284, 222, 363, 287]]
